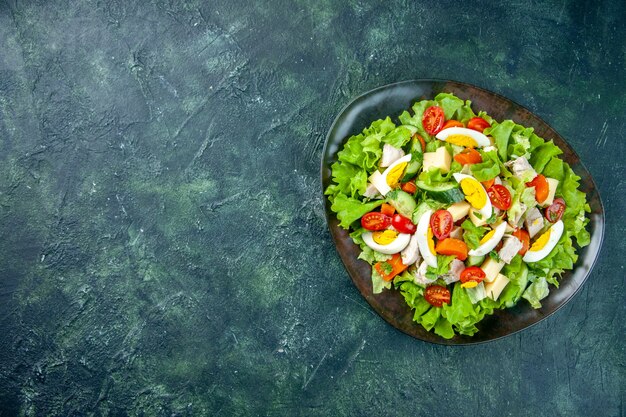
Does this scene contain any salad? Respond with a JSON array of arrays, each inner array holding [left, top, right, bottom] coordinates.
[[324, 92, 591, 339]]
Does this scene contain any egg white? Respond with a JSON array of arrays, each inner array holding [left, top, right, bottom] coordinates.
[[453, 173, 493, 219], [468, 221, 508, 256], [362, 231, 411, 255], [522, 220, 564, 263], [370, 154, 413, 196], [415, 209, 438, 268], [435, 127, 491, 148]]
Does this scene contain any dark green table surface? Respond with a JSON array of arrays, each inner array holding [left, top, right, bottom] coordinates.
[[1, 1, 624, 416]]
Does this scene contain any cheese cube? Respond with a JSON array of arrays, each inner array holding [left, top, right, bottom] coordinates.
[[485, 273, 510, 300], [480, 257, 505, 283], [469, 209, 487, 227], [448, 201, 471, 222], [540, 178, 559, 207], [422, 147, 451, 173]]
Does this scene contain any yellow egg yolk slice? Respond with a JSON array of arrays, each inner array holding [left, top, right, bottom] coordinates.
[[373, 230, 398, 245], [461, 281, 479, 288], [445, 134, 478, 148], [427, 227, 436, 255], [529, 229, 551, 252], [460, 178, 487, 209], [479, 229, 496, 245], [385, 162, 408, 188]]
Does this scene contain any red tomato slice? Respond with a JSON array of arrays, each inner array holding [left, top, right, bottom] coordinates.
[[545, 198, 566, 223], [512, 229, 530, 255], [441, 120, 464, 130], [422, 106, 445, 135], [424, 285, 451, 307], [454, 148, 483, 165], [361, 212, 391, 231], [526, 174, 549, 204], [391, 213, 417, 234], [400, 180, 417, 195], [467, 117, 491, 133], [460, 266, 486, 284], [430, 209, 453, 240], [487, 184, 512, 210]]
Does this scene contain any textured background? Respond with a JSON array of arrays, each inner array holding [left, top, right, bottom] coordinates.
[[0, 0, 624, 416]]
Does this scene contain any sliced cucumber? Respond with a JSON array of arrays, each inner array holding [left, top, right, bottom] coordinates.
[[466, 255, 485, 267], [401, 152, 423, 182], [415, 180, 465, 204], [385, 189, 417, 218]]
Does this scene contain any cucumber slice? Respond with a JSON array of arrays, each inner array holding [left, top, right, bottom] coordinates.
[[466, 255, 485, 267], [385, 189, 417, 218], [401, 152, 423, 182], [415, 180, 465, 204]]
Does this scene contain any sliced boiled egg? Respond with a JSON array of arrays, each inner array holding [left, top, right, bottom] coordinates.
[[522, 220, 564, 263], [453, 173, 492, 219], [362, 229, 411, 255], [468, 221, 507, 256], [370, 154, 412, 196], [415, 209, 437, 268], [436, 127, 491, 148]]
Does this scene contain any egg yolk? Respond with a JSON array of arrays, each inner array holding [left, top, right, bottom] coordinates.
[[385, 162, 408, 188], [427, 227, 436, 255], [479, 229, 496, 245], [529, 229, 551, 252], [373, 230, 398, 245], [460, 178, 487, 209], [461, 281, 479, 288], [445, 134, 478, 148]]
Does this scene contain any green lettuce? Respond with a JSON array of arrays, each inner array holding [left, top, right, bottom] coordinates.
[[484, 119, 515, 161], [530, 141, 563, 173], [382, 125, 414, 148], [522, 276, 549, 308], [330, 194, 384, 229], [371, 269, 391, 294], [461, 219, 488, 249], [470, 149, 501, 181]]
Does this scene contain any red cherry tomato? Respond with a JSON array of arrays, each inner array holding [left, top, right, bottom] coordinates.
[[460, 266, 486, 284], [454, 148, 483, 165], [487, 184, 512, 210], [391, 213, 417, 234], [441, 119, 464, 130], [545, 198, 566, 223], [467, 117, 491, 133], [424, 285, 451, 307], [526, 174, 549, 204], [512, 229, 530, 255], [430, 209, 453, 240], [361, 212, 391, 231], [422, 106, 445, 135]]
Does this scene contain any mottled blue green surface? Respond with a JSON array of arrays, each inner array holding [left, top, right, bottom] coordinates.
[[0, 0, 624, 416]]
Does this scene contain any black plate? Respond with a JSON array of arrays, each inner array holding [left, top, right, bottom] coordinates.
[[321, 80, 605, 345]]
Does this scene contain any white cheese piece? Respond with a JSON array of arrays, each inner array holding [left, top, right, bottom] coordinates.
[[485, 273, 510, 300], [369, 170, 391, 196], [422, 146, 451, 173], [540, 178, 560, 207], [448, 201, 471, 222], [380, 144, 405, 168], [480, 257, 505, 283]]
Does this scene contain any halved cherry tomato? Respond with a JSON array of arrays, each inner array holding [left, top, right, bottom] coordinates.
[[512, 229, 530, 255], [374, 253, 408, 282], [435, 238, 468, 261], [460, 266, 486, 286], [545, 198, 566, 223], [487, 184, 512, 210], [391, 213, 417, 234], [412, 133, 426, 152], [441, 119, 464, 130], [481, 178, 495, 189], [430, 210, 453, 240], [422, 106, 445, 135], [454, 148, 483, 165], [526, 174, 549, 204], [400, 180, 417, 195], [380, 203, 395, 217], [361, 212, 391, 231], [424, 285, 451, 307], [467, 117, 491, 133]]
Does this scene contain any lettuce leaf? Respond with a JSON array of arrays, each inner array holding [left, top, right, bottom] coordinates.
[[371, 269, 391, 294], [530, 141, 563, 173], [470, 149, 501, 181], [484, 120, 515, 162], [328, 161, 367, 198], [522, 276, 549, 308], [382, 126, 414, 148], [461, 219, 488, 249], [331, 194, 384, 229]]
